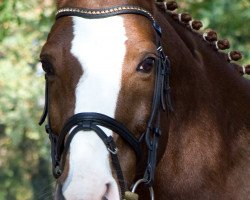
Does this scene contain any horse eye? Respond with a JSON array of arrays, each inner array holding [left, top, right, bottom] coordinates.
[[41, 60, 54, 75], [137, 57, 155, 73]]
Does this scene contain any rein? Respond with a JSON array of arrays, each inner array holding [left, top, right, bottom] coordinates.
[[39, 5, 172, 200]]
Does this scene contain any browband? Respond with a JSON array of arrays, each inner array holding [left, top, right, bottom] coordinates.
[[56, 5, 154, 21], [56, 5, 162, 37]]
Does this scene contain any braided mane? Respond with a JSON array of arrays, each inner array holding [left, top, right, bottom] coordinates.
[[155, 0, 250, 76]]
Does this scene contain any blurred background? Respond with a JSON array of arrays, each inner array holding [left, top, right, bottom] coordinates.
[[0, 0, 249, 199]]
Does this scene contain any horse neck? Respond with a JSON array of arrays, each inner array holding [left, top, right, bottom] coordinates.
[[146, 11, 250, 199], [156, 10, 250, 164]]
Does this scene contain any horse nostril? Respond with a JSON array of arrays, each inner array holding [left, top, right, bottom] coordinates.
[[102, 183, 111, 200]]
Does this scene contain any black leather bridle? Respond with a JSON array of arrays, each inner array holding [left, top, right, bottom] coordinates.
[[39, 5, 172, 199]]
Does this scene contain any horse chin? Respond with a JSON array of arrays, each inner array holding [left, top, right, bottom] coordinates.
[[54, 181, 120, 200]]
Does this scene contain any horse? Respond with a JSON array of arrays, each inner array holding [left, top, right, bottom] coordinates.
[[39, 0, 250, 199]]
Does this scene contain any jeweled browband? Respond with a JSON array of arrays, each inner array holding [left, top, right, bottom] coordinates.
[[56, 5, 162, 37], [56, 5, 155, 21]]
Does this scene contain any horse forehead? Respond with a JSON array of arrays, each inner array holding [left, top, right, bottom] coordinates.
[[42, 13, 154, 58], [69, 16, 127, 116], [69, 15, 155, 60], [70, 16, 128, 64], [41, 14, 155, 85]]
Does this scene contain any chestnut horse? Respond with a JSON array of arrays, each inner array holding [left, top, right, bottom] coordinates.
[[39, 0, 250, 199]]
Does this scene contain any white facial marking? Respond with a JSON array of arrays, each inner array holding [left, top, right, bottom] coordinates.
[[62, 16, 127, 200]]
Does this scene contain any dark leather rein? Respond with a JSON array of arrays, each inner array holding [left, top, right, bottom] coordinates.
[[39, 5, 172, 200]]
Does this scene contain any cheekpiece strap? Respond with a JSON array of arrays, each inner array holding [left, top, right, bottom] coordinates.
[[39, 75, 48, 125]]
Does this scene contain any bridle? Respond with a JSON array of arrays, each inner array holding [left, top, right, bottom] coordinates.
[[39, 5, 172, 200]]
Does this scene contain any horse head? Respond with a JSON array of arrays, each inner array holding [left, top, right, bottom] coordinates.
[[39, 0, 169, 199], [39, 0, 250, 199]]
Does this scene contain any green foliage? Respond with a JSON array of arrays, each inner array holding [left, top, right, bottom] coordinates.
[[0, 0, 249, 200], [180, 0, 250, 64], [0, 0, 55, 199]]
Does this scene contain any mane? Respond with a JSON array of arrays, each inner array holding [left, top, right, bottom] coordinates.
[[155, 0, 250, 76]]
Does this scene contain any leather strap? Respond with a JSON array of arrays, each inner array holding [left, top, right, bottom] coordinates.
[[39, 75, 48, 125], [58, 112, 142, 161], [56, 5, 155, 22], [60, 123, 127, 195], [56, 5, 162, 37]]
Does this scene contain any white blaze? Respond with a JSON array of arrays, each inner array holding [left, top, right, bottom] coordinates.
[[62, 16, 127, 200]]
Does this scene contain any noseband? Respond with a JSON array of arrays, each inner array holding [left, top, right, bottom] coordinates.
[[39, 5, 172, 200]]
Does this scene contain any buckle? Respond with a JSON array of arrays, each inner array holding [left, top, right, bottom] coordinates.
[[130, 179, 155, 200], [108, 147, 118, 154], [106, 136, 118, 155]]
